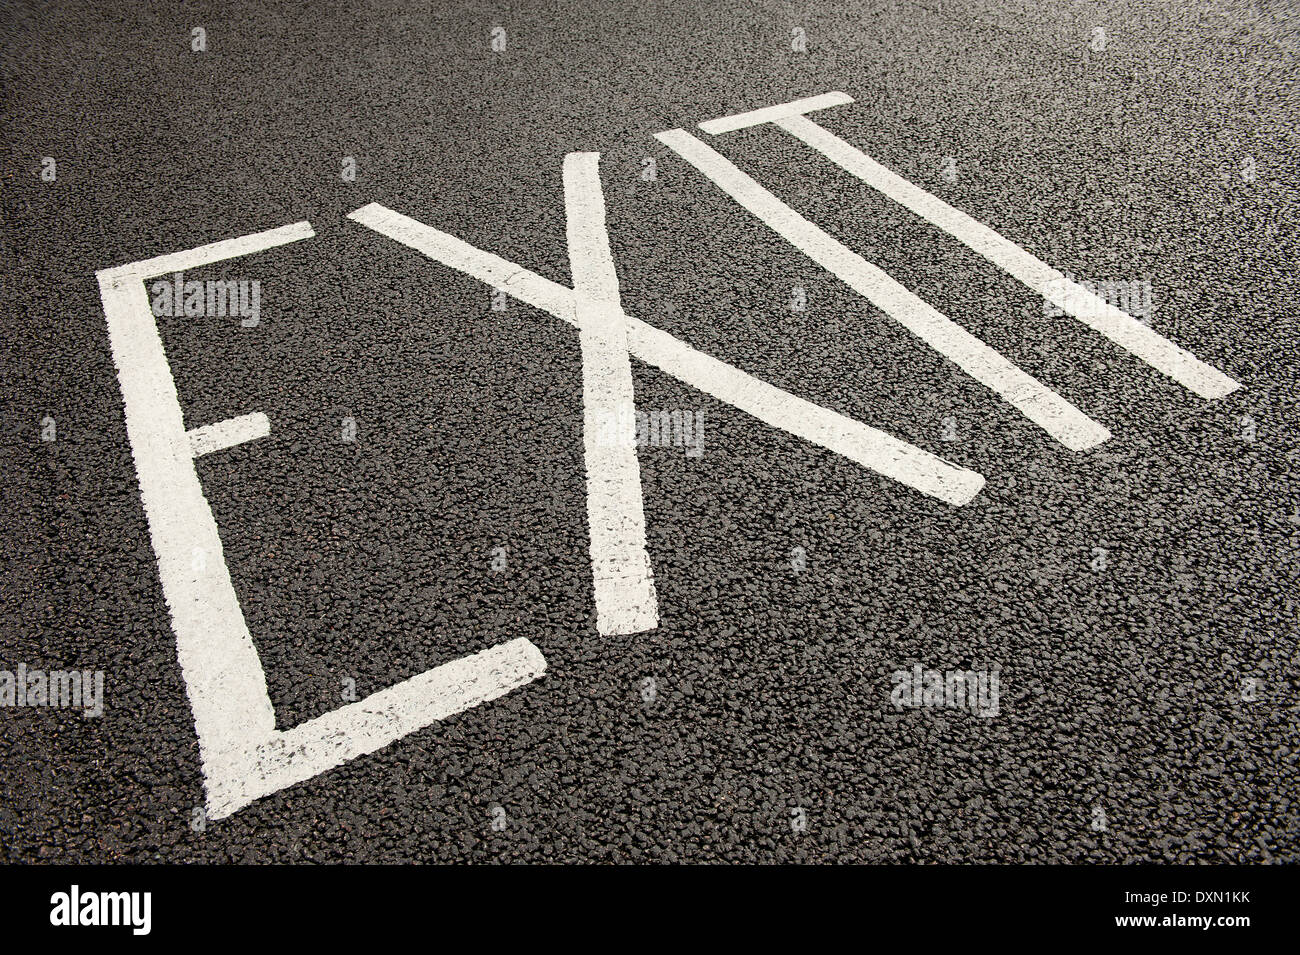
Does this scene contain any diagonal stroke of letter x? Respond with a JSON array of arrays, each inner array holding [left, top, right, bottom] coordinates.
[[348, 153, 985, 637]]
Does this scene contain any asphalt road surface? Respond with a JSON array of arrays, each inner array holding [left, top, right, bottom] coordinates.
[[2, 0, 1298, 863]]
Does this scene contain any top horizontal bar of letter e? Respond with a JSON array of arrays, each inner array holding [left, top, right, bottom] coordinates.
[[698, 92, 854, 135]]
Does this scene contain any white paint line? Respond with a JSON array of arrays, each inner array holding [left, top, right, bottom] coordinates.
[[654, 128, 1111, 452], [97, 268, 277, 770], [100, 221, 316, 282], [187, 412, 271, 458], [348, 202, 985, 505], [624, 316, 985, 504], [207, 638, 546, 819], [564, 152, 660, 636], [99, 220, 546, 820], [698, 91, 855, 135], [348, 203, 573, 318], [770, 112, 1240, 400]]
